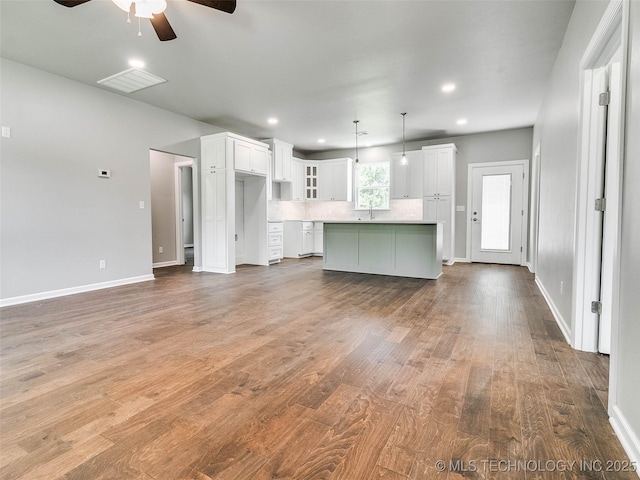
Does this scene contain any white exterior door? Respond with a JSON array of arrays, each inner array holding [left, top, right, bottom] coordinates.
[[469, 162, 527, 265]]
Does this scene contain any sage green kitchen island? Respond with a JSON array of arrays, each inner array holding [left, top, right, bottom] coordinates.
[[322, 221, 442, 279]]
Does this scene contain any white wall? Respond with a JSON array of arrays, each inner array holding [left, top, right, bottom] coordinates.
[[533, 0, 639, 464], [0, 59, 223, 302], [303, 127, 533, 259], [613, 0, 640, 464], [532, 0, 609, 336]]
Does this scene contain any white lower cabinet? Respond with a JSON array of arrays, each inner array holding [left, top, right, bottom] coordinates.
[[423, 195, 454, 263], [283, 221, 314, 258], [313, 222, 324, 256], [268, 222, 283, 263], [202, 170, 230, 272]]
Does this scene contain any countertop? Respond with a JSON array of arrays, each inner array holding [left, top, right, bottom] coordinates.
[[270, 219, 437, 225], [322, 220, 438, 225]]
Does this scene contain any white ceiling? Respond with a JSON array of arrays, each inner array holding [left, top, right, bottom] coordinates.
[[0, 0, 575, 153]]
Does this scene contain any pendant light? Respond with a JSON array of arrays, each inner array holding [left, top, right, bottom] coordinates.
[[400, 112, 408, 166], [353, 120, 360, 166]]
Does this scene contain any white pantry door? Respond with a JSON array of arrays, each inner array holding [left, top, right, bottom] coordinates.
[[469, 162, 527, 265]]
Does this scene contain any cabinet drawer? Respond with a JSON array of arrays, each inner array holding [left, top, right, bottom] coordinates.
[[268, 233, 282, 246], [269, 247, 283, 260], [268, 222, 283, 233]]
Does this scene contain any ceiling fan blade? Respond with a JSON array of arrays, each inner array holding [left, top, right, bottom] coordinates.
[[150, 13, 177, 41], [53, 0, 92, 6], [186, 0, 236, 14]]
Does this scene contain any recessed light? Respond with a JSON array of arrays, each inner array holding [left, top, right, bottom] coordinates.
[[456, 118, 468, 125], [128, 59, 145, 69], [318, 138, 326, 143], [442, 83, 456, 93], [267, 117, 278, 125]]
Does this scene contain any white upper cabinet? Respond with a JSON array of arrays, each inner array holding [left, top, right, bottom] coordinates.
[[304, 162, 319, 200], [262, 139, 293, 182], [290, 158, 305, 201], [201, 135, 228, 172], [423, 144, 456, 196], [390, 150, 424, 199], [234, 137, 269, 176], [316, 158, 353, 201]]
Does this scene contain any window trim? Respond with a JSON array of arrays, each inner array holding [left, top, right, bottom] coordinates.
[[355, 161, 390, 210]]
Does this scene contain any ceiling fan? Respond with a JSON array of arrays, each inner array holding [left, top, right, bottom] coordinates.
[[53, 0, 236, 41]]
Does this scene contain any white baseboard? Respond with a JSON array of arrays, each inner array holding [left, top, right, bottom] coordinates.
[[526, 262, 534, 273], [535, 276, 572, 344], [610, 405, 640, 476], [184, 244, 194, 248], [192, 266, 203, 272], [152, 260, 180, 268], [202, 267, 235, 274], [0, 274, 155, 308], [454, 257, 471, 263]]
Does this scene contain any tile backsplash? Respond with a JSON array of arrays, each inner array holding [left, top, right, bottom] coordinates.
[[268, 199, 422, 222]]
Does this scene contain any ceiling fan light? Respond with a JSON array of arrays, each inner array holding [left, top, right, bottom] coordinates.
[[112, 0, 132, 12], [148, 0, 167, 14], [133, 0, 166, 18]]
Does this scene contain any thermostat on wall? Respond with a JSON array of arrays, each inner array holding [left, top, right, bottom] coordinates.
[[98, 169, 111, 178]]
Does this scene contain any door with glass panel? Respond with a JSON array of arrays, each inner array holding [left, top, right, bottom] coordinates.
[[469, 162, 527, 265]]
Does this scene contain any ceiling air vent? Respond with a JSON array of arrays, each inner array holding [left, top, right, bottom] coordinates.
[[97, 68, 167, 94]]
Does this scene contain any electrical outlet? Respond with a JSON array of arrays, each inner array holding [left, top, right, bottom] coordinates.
[[560, 281, 564, 295], [99, 260, 106, 269], [139, 201, 145, 209], [159, 246, 163, 254]]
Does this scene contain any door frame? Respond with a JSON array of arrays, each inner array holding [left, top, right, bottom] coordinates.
[[528, 143, 541, 273], [465, 159, 529, 266], [174, 160, 195, 266], [572, 0, 625, 354]]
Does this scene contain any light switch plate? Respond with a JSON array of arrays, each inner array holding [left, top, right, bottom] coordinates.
[[2, 126, 11, 138]]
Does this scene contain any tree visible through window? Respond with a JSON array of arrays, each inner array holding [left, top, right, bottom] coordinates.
[[356, 162, 390, 210]]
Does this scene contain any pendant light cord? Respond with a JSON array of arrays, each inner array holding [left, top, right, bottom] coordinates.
[[402, 112, 407, 157], [353, 120, 359, 163]]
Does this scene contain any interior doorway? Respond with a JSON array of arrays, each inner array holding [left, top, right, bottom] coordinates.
[[466, 160, 529, 265], [175, 161, 195, 266], [150, 150, 196, 269]]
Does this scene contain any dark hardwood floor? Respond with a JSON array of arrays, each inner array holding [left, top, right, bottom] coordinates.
[[0, 259, 631, 479]]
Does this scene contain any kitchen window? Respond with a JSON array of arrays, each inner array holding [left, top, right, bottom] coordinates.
[[355, 161, 390, 210]]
